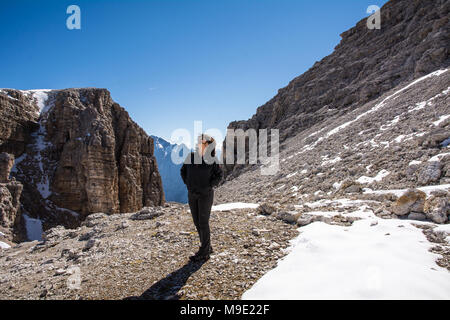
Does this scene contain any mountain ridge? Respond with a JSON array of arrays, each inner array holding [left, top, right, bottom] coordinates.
[[0, 88, 165, 241], [151, 135, 191, 203], [222, 0, 450, 179]]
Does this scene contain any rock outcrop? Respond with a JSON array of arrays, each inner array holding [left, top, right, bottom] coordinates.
[[0, 90, 40, 157], [215, 66, 450, 224], [391, 188, 426, 216], [0, 153, 23, 242], [0, 88, 164, 231], [222, 0, 450, 178]]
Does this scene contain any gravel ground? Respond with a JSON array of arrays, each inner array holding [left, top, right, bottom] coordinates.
[[0, 202, 298, 300]]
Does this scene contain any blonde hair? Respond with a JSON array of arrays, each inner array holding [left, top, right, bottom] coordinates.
[[195, 133, 216, 157]]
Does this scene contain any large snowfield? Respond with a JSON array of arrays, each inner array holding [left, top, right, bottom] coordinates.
[[242, 204, 450, 299]]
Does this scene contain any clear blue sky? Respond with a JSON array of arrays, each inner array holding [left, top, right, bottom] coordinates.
[[0, 0, 388, 146]]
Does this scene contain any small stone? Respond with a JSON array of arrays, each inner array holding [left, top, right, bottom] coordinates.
[[257, 203, 276, 215], [54, 268, 66, 276], [297, 214, 314, 226], [117, 221, 130, 230], [84, 239, 97, 251], [276, 211, 299, 224], [268, 242, 281, 250], [407, 212, 426, 221], [39, 289, 47, 298]]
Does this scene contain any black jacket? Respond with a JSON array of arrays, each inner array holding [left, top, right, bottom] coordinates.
[[180, 151, 223, 193]]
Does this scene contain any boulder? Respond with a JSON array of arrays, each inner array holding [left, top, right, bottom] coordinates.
[[407, 212, 427, 221], [130, 207, 162, 220], [275, 211, 300, 224], [82, 212, 108, 227], [391, 188, 426, 216], [297, 214, 314, 227], [337, 179, 363, 194], [424, 193, 449, 224], [417, 161, 442, 185]]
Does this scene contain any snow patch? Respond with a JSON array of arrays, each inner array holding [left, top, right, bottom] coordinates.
[[363, 184, 450, 197], [324, 69, 448, 141], [242, 218, 450, 299], [408, 101, 427, 113], [23, 214, 43, 241], [333, 181, 342, 190], [356, 169, 390, 184], [211, 202, 259, 211], [433, 115, 450, 126], [379, 115, 400, 131], [321, 156, 341, 166], [300, 198, 378, 210], [0, 241, 10, 249], [31, 91, 50, 113], [428, 152, 450, 162]]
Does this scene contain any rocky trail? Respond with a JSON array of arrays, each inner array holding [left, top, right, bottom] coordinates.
[[0, 202, 297, 300]]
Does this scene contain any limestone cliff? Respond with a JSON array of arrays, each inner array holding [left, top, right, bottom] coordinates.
[[0, 88, 164, 232]]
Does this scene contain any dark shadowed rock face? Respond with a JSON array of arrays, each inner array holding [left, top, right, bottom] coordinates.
[[222, 0, 450, 178], [0, 88, 164, 231], [0, 152, 24, 242]]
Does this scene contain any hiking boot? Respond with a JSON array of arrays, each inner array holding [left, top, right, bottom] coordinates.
[[190, 246, 213, 262], [191, 252, 210, 262], [189, 251, 200, 261], [189, 246, 213, 261]]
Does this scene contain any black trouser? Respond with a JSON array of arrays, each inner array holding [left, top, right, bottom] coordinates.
[[188, 189, 214, 255]]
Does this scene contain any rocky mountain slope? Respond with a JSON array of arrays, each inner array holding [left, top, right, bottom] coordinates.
[[222, 0, 450, 178], [1, 67, 447, 300], [151, 135, 190, 204], [216, 68, 449, 223], [0, 89, 164, 240]]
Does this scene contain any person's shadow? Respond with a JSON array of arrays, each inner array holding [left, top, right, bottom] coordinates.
[[123, 259, 206, 300]]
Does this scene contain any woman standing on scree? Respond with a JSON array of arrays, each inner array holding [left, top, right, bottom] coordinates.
[[180, 133, 223, 262]]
